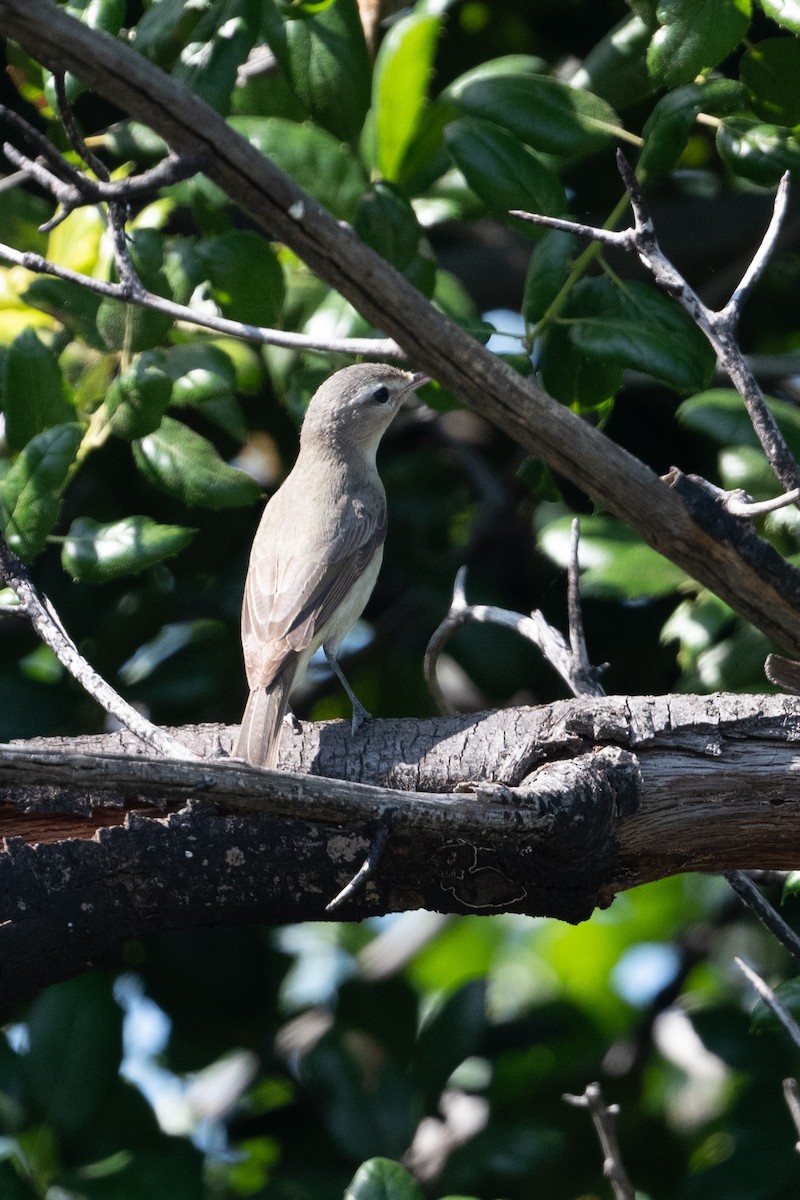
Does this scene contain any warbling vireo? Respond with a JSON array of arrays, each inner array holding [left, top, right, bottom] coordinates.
[[235, 363, 428, 767]]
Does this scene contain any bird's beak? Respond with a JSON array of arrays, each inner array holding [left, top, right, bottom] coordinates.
[[407, 371, 431, 392]]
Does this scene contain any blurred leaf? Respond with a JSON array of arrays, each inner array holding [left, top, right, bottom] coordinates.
[[717, 115, 800, 185], [24, 974, 122, 1139], [372, 9, 442, 181], [522, 230, 576, 326], [444, 117, 564, 235], [677, 389, 800, 460], [21, 277, 104, 348], [104, 351, 173, 440], [231, 115, 368, 220], [175, 0, 259, 114], [647, 0, 751, 88], [539, 513, 687, 599], [758, 0, 800, 32], [567, 276, 716, 393], [354, 182, 436, 295], [62, 516, 195, 582], [96, 230, 176, 351], [1, 328, 73, 452], [0, 422, 82, 561], [45, 204, 106, 276], [640, 78, 746, 176], [783, 871, 800, 898], [119, 619, 224, 686], [345, 1158, 425, 1200], [741, 39, 800, 125], [285, 0, 370, 144], [132, 416, 261, 508], [197, 230, 285, 327], [411, 980, 487, 1113], [447, 69, 621, 158], [539, 322, 622, 411]]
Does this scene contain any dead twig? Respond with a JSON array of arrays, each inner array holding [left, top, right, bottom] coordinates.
[[564, 1082, 636, 1200]]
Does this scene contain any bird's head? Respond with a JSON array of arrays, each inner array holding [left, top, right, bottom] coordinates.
[[300, 363, 429, 461]]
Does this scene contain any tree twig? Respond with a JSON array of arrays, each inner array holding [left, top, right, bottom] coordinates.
[[0, 532, 198, 760], [513, 154, 799, 500], [783, 1078, 800, 1152], [735, 956, 800, 1053], [725, 871, 800, 961], [563, 1083, 636, 1200], [424, 563, 604, 714], [325, 809, 395, 912]]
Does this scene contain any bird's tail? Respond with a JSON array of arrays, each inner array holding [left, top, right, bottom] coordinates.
[[234, 662, 297, 767]]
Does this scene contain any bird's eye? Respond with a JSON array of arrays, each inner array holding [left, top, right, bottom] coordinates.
[[371, 384, 390, 404]]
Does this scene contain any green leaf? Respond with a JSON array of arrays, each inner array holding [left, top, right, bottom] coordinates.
[[132, 416, 261, 509], [21, 276, 104, 348], [569, 14, 653, 109], [354, 182, 436, 295], [1, 328, 73, 452], [716, 115, 800, 185], [96, 229, 176, 351], [741, 39, 800, 125], [678, 389, 800, 461], [647, 0, 752, 88], [567, 277, 716, 393], [230, 116, 368, 221], [24, 974, 122, 1138], [345, 1159, 425, 1200], [782, 870, 800, 898], [163, 343, 245, 439], [446, 69, 621, 158], [175, 0, 260, 114], [539, 323, 622, 412], [758, 0, 800, 33], [285, 0, 371, 144], [444, 117, 565, 236], [640, 78, 747, 176], [372, 9, 442, 181], [0, 423, 82, 561], [62, 515, 195, 582], [197, 230, 285, 327], [539, 513, 687, 599], [410, 980, 487, 1113], [522, 230, 577, 325], [104, 351, 173, 440]]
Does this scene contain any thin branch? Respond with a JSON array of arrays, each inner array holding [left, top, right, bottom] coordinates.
[[735, 956, 800, 1054], [514, 152, 800, 501], [0, 532, 198, 760], [783, 1079, 800, 1152], [725, 870, 800, 961], [563, 1083, 636, 1200], [0, 240, 402, 357], [567, 518, 605, 693], [325, 810, 395, 912], [424, 565, 604, 714]]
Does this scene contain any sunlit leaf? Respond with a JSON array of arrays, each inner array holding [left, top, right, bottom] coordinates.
[[62, 515, 196, 581], [132, 416, 261, 508]]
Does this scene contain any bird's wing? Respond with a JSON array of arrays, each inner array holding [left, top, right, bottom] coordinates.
[[242, 492, 386, 688]]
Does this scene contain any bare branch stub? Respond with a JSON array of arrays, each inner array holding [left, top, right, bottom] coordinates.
[[0, 531, 198, 760], [564, 1082, 636, 1200]]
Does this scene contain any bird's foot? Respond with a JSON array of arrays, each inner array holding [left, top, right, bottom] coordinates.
[[350, 698, 372, 735], [283, 709, 303, 735]]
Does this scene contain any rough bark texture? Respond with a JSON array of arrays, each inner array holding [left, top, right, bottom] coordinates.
[[2, 693, 800, 1008]]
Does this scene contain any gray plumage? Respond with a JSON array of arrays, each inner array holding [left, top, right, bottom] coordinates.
[[235, 363, 427, 767]]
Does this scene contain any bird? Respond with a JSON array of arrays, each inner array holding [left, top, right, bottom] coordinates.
[[234, 362, 429, 767]]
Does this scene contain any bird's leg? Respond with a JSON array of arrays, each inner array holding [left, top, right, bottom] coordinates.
[[323, 644, 371, 733]]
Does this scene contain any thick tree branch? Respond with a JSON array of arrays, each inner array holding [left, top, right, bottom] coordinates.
[[2, 1, 800, 653], [3, 693, 800, 1005]]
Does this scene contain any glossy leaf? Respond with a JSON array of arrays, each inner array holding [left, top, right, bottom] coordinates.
[[569, 14, 652, 109], [104, 351, 173, 440], [539, 513, 687, 599], [21, 276, 104, 348], [0, 423, 82, 561], [164, 343, 246, 440], [197, 230, 285, 328], [132, 416, 261, 509], [1, 328, 73, 452], [345, 1159, 425, 1200], [62, 515, 195, 582], [647, 0, 751, 88], [96, 229, 176, 352], [175, 0, 260, 114], [640, 79, 746, 176], [285, 0, 371, 144], [539, 323, 622, 412], [410, 980, 486, 1112], [677, 389, 800, 460], [230, 116, 367, 221], [717, 115, 800, 184], [355, 183, 436, 295], [447, 69, 621, 158], [567, 277, 716, 393], [372, 9, 442, 181], [522, 230, 576, 325], [444, 117, 564, 235]]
